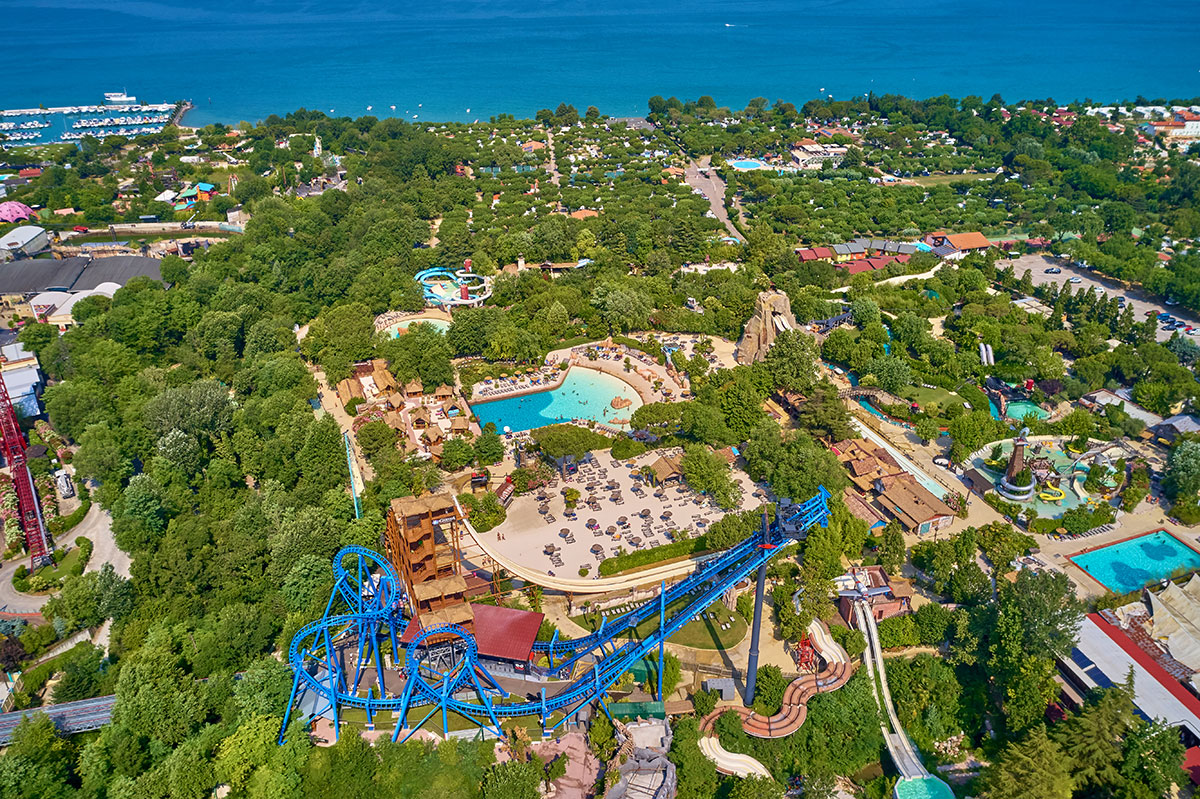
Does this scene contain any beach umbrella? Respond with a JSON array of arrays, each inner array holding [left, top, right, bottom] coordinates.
[[697, 519, 708, 527], [618, 516, 628, 525], [630, 536, 642, 547], [543, 544, 555, 555], [610, 492, 621, 501], [640, 508, 651, 517], [538, 504, 549, 514], [560, 528, 571, 537], [607, 525, 618, 534], [587, 518, 597, 528], [591, 544, 604, 554], [662, 510, 672, 519]]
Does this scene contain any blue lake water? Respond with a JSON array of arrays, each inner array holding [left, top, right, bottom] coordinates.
[[4, 1, 1199, 126], [471, 368, 642, 433], [1072, 530, 1200, 594]]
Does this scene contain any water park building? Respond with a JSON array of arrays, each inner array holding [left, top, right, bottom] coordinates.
[[383, 493, 543, 675]]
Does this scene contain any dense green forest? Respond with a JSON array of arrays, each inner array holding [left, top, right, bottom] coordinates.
[[0, 91, 1196, 799]]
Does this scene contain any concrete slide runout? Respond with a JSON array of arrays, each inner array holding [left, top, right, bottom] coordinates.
[[697, 620, 855, 776]]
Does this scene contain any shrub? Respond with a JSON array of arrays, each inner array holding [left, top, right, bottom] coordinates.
[[48, 497, 91, 535], [598, 535, 710, 576], [912, 603, 952, 645], [830, 625, 866, 658], [693, 688, 719, 718], [876, 614, 920, 649]]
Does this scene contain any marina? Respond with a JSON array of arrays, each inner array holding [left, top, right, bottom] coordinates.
[[0, 96, 179, 148]]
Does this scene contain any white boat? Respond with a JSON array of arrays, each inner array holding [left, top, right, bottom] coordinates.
[[104, 91, 137, 104]]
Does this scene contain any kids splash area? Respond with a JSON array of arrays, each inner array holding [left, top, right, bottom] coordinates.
[[414, 261, 492, 308], [972, 433, 1122, 518]]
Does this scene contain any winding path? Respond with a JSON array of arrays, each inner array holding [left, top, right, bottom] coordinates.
[[697, 620, 854, 776]]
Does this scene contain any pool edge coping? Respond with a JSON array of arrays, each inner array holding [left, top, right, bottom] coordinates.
[[1066, 528, 1200, 594]]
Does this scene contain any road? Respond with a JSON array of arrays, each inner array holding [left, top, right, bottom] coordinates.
[[830, 265, 942, 294], [684, 157, 742, 242], [0, 502, 124, 616], [546, 127, 562, 187], [1012, 253, 1197, 343], [80, 504, 128, 579]]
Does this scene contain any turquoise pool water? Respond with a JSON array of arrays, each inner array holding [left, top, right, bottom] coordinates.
[[729, 159, 764, 170], [894, 778, 955, 799], [471, 368, 642, 433], [385, 317, 452, 338], [1072, 530, 1200, 593], [1005, 400, 1049, 421]]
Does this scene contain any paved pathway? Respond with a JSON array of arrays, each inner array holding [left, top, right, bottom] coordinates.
[[684, 157, 741, 242], [546, 127, 562, 187], [830, 265, 942, 293], [81, 504, 127, 579]]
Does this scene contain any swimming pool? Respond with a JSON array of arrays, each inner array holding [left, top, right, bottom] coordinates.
[[893, 777, 955, 799], [1071, 530, 1200, 594], [729, 159, 765, 170], [1005, 400, 1049, 421], [385, 317, 451, 338], [470, 368, 643, 433]]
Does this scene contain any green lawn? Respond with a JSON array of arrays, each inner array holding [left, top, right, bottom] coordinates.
[[899, 384, 962, 409], [571, 597, 747, 651], [31, 547, 84, 585]]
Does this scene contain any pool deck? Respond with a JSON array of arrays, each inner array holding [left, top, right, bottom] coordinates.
[[372, 308, 453, 334], [479, 447, 765, 583]]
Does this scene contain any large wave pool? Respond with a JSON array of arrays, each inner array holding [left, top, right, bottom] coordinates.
[[470, 368, 642, 433], [1071, 530, 1200, 594]]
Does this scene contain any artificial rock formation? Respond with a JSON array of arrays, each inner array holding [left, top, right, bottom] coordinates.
[[736, 290, 799, 364]]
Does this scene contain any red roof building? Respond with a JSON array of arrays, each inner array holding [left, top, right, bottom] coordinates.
[[472, 603, 544, 663]]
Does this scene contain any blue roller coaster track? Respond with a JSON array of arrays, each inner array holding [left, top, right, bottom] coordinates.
[[279, 487, 831, 744]]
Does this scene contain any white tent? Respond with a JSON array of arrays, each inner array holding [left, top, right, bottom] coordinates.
[[1147, 575, 1200, 672]]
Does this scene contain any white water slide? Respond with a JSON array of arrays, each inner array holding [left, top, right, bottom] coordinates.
[[854, 601, 929, 780]]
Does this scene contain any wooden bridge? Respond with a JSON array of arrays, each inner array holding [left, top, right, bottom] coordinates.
[[837, 386, 906, 406]]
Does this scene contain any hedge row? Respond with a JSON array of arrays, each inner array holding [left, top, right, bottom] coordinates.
[[598, 535, 710, 576]]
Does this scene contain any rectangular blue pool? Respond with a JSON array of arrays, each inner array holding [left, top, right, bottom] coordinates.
[[1071, 530, 1200, 594]]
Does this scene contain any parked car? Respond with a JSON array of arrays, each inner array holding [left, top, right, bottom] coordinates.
[[1044, 267, 1062, 274], [72, 225, 89, 233], [54, 470, 74, 499], [1068, 276, 1082, 283], [1166, 297, 1180, 306]]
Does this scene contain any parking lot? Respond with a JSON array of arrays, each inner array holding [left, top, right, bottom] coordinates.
[[1011, 254, 1197, 343]]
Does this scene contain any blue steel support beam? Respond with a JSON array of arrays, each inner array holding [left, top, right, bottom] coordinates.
[[743, 510, 771, 707], [657, 580, 665, 702], [280, 490, 832, 745]]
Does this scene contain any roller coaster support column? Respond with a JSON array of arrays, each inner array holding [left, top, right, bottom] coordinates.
[[657, 580, 665, 701], [743, 510, 770, 707]]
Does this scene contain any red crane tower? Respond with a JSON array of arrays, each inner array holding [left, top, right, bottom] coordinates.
[[0, 375, 51, 568]]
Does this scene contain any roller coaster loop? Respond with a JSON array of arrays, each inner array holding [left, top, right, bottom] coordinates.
[[279, 487, 831, 744]]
